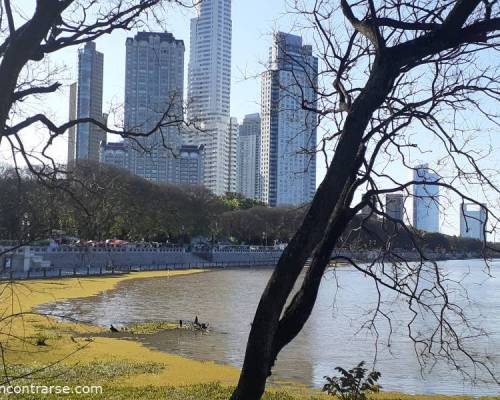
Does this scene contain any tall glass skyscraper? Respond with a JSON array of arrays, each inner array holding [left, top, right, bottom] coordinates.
[[237, 113, 261, 200], [460, 203, 486, 240], [412, 164, 440, 233], [187, 0, 236, 195], [188, 0, 231, 120], [67, 41, 106, 165], [260, 32, 318, 206], [124, 32, 185, 183]]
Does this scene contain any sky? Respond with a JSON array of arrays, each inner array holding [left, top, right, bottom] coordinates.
[[2, 0, 500, 238]]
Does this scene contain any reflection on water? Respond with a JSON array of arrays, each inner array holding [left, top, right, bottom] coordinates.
[[39, 260, 500, 395]]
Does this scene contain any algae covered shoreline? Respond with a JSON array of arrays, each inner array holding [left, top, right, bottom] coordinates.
[[1, 271, 239, 391], [0, 270, 497, 399]]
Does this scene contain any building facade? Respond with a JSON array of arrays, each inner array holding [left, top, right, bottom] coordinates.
[[237, 113, 261, 200], [412, 164, 440, 233], [176, 145, 204, 186], [460, 203, 486, 241], [67, 42, 106, 165], [99, 141, 129, 170], [124, 32, 185, 183], [188, 0, 231, 120], [260, 32, 318, 206], [187, 0, 235, 195], [67, 82, 77, 166], [227, 117, 239, 193], [385, 193, 405, 221]]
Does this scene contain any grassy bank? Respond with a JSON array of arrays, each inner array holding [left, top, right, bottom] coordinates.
[[0, 271, 239, 387], [0, 271, 497, 399]]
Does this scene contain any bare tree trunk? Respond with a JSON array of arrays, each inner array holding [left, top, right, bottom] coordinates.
[[230, 56, 399, 400], [231, 1, 500, 396]]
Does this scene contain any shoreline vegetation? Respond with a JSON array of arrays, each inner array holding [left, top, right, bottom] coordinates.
[[1, 270, 497, 399], [1, 163, 494, 257]]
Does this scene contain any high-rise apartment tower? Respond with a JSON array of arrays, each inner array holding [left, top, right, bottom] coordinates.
[[412, 164, 440, 233], [124, 32, 185, 183], [187, 0, 236, 195], [67, 42, 106, 165], [260, 32, 318, 206]]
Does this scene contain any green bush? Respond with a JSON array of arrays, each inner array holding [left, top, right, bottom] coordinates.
[[323, 361, 381, 400]]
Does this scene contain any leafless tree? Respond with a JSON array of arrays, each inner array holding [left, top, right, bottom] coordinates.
[[0, 0, 196, 385], [231, 1, 500, 399]]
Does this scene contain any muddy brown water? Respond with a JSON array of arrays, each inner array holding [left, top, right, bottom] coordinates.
[[39, 260, 500, 396]]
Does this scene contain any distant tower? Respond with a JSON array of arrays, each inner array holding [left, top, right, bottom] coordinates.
[[412, 164, 440, 233], [188, 0, 231, 120], [187, 0, 234, 195], [260, 32, 318, 206], [124, 32, 185, 183], [385, 193, 405, 221], [67, 42, 106, 165], [227, 117, 239, 194], [67, 83, 77, 166], [237, 113, 261, 200], [460, 203, 486, 241]]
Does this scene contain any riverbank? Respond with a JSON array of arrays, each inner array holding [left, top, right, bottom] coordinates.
[[1, 270, 497, 399], [1, 271, 239, 384]]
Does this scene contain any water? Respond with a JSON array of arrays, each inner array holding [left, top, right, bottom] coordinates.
[[39, 260, 500, 396]]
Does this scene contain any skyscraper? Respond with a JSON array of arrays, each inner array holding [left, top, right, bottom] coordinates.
[[460, 203, 486, 241], [227, 117, 239, 194], [385, 193, 405, 221], [237, 113, 261, 200], [67, 42, 106, 165], [188, 0, 231, 120], [187, 0, 235, 195], [67, 82, 77, 166], [412, 164, 440, 233], [260, 32, 318, 206], [124, 32, 185, 183]]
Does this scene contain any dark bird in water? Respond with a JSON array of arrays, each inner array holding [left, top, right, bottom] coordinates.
[[110, 325, 119, 333], [179, 320, 183, 328], [194, 316, 209, 330]]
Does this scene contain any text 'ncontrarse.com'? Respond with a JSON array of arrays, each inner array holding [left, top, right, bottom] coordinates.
[[0, 385, 103, 395]]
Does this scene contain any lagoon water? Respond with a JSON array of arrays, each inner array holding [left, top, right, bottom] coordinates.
[[40, 260, 500, 396]]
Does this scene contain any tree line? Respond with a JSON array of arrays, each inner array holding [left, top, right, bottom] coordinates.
[[0, 162, 488, 254], [0, 163, 302, 245]]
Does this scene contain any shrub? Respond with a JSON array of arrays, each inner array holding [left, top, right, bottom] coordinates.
[[323, 361, 381, 400]]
